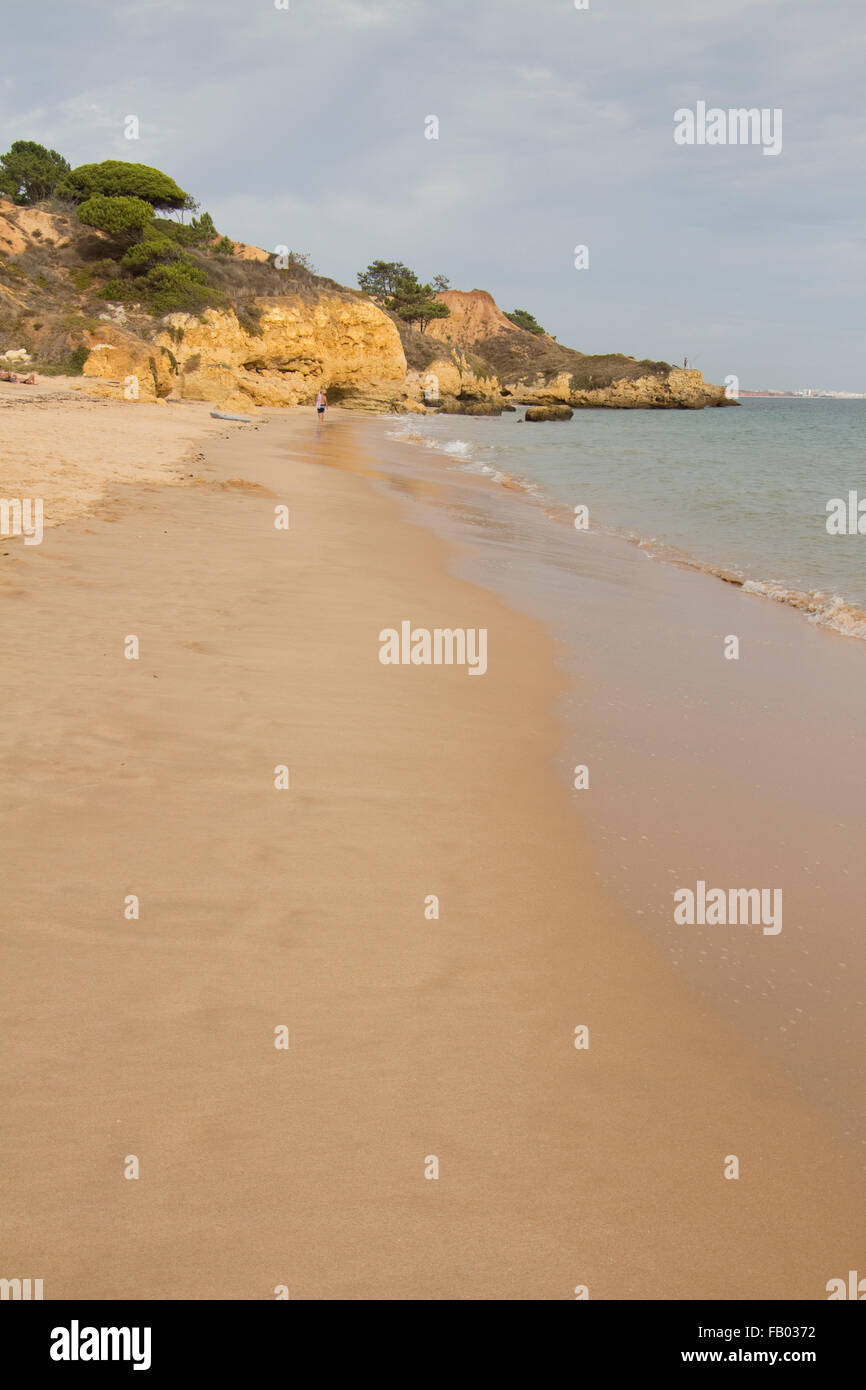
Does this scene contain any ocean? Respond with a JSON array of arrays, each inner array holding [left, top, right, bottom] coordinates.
[[386, 398, 866, 637]]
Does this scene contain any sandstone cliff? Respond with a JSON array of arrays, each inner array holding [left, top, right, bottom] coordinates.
[[424, 289, 522, 352], [83, 295, 408, 411]]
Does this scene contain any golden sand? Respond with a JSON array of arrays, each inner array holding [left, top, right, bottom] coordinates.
[[0, 400, 861, 1299]]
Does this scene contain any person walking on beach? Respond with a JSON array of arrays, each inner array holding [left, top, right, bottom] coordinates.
[[315, 387, 327, 424]]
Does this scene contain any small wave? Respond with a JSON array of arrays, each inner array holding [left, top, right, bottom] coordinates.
[[741, 580, 866, 639], [385, 425, 428, 446], [386, 426, 473, 460]]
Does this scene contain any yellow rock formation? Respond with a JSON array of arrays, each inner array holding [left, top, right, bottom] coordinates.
[[83, 294, 408, 409]]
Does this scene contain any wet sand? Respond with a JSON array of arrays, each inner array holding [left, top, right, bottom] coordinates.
[[355, 418, 866, 1151], [0, 403, 863, 1299]]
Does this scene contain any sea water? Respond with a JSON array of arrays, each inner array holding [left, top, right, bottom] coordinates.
[[387, 398, 866, 636]]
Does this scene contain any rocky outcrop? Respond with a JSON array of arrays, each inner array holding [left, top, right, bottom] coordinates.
[[83, 293, 408, 410], [403, 350, 503, 415], [525, 404, 573, 421], [515, 367, 728, 410]]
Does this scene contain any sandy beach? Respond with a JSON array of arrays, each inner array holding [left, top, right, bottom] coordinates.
[[1, 397, 863, 1300]]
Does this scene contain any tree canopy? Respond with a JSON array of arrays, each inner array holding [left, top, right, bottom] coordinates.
[[357, 260, 414, 299], [357, 260, 451, 333], [59, 160, 187, 211], [0, 140, 70, 203]]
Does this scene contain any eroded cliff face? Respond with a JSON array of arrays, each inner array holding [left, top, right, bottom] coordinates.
[[424, 289, 523, 351], [83, 294, 408, 410]]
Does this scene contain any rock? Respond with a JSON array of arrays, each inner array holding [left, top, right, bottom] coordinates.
[[98, 304, 127, 325], [83, 294, 407, 410], [403, 351, 502, 413], [569, 368, 730, 410], [435, 396, 502, 416], [524, 404, 573, 421], [517, 368, 730, 411]]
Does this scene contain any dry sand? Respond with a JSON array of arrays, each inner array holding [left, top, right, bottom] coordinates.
[[0, 399, 862, 1299], [0, 382, 237, 529]]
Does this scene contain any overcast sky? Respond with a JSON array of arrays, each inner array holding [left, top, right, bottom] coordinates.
[[3, 0, 864, 390]]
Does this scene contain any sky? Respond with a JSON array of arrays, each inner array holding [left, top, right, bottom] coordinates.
[[2, 0, 865, 391]]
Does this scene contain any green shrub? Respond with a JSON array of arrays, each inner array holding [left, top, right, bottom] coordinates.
[[144, 263, 225, 315], [235, 302, 263, 335], [149, 215, 215, 247], [192, 211, 216, 240], [505, 308, 546, 336], [120, 238, 183, 273], [99, 277, 140, 305], [214, 236, 235, 256], [68, 343, 89, 374], [78, 194, 153, 241]]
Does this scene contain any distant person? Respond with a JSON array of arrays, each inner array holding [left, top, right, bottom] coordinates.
[[683, 357, 689, 369], [315, 388, 327, 424]]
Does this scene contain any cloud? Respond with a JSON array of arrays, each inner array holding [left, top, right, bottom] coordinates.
[[0, 0, 862, 388]]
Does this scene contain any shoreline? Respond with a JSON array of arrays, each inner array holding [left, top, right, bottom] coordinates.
[[5, 386, 864, 645], [383, 411, 866, 643], [2, 399, 862, 1298]]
